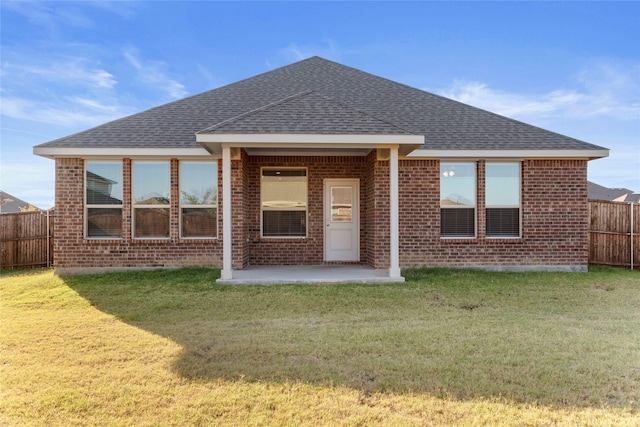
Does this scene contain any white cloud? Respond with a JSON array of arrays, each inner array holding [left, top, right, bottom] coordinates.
[[0, 52, 132, 130], [2, 59, 117, 89], [1, 97, 133, 128], [441, 81, 582, 119], [70, 97, 123, 113], [123, 48, 188, 99], [439, 62, 640, 123], [123, 50, 142, 69], [272, 39, 342, 66], [438, 62, 640, 192], [1, 1, 138, 31], [90, 1, 138, 20]]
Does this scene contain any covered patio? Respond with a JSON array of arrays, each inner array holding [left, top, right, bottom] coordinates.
[[197, 133, 422, 283]]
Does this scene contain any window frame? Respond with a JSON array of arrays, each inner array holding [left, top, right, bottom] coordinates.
[[485, 162, 522, 239], [84, 160, 123, 240], [260, 167, 308, 239], [132, 160, 171, 240], [440, 161, 477, 239], [179, 161, 218, 239]]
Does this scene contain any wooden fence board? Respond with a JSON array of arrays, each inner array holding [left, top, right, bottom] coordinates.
[[1, 202, 637, 270], [0, 210, 54, 269], [589, 200, 637, 270]]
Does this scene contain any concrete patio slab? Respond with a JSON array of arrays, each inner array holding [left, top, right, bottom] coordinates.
[[216, 265, 404, 285]]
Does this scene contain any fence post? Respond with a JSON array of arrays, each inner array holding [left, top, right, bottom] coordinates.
[[46, 209, 50, 268], [631, 203, 634, 271]]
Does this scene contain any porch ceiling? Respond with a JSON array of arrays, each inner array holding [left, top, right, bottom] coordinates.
[[242, 147, 373, 156], [196, 133, 424, 156]]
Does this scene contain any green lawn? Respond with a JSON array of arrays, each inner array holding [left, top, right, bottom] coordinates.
[[1, 267, 639, 426]]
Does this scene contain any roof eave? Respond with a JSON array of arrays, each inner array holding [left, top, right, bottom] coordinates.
[[195, 133, 425, 156], [33, 146, 213, 160], [408, 148, 609, 160]]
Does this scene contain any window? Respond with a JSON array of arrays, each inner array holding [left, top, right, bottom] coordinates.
[[486, 162, 520, 237], [85, 161, 123, 238], [180, 161, 217, 238], [133, 161, 170, 238], [440, 162, 476, 238], [261, 168, 307, 237]]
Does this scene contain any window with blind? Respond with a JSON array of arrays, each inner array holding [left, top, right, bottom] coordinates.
[[486, 162, 521, 237], [261, 168, 307, 237], [133, 161, 170, 238], [440, 162, 476, 238], [85, 161, 123, 238], [180, 161, 218, 238]]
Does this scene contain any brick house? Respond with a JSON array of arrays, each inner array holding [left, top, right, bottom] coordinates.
[[34, 57, 608, 279]]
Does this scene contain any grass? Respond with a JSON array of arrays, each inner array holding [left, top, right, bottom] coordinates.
[[1, 266, 639, 426]]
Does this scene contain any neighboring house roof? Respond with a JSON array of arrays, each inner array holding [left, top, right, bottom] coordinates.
[[86, 189, 122, 205], [0, 190, 40, 213], [34, 56, 608, 156], [588, 181, 640, 203], [86, 170, 118, 185]]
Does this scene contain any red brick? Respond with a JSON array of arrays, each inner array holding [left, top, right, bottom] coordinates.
[[53, 155, 588, 270]]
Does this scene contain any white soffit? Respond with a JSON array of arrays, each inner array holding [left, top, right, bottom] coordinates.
[[407, 148, 610, 160]]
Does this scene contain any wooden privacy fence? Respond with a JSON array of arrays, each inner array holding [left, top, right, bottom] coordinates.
[[1, 204, 638, 270], [589, 200, 639, 270], [0, 210, 54, 269]]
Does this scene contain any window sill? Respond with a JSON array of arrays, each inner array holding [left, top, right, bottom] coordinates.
[[260, 236, 308, 240], [132, 237, 171, 241], [440, 236, 476, 240], [180, 236, 219, 240]]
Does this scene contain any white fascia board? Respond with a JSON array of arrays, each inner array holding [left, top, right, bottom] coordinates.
[[196, 133, 424, 145], [33, 146, 214, 159], [407, 149, 609, 160]]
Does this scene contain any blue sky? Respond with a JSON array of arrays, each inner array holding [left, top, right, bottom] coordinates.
[[1, 1, 639, 209]]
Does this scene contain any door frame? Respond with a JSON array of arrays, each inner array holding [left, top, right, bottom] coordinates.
[[323, 178, 360, 262]]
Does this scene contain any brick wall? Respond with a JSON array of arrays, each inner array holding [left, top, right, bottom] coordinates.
[[368, 153, 390, 269], [243, 154, 370, 265], [53, 158, 222, 271], [230, 152, 246, 269], [398, 159, 589, 268], [364, 151, 376, 267], [53, 155, 589, 272]]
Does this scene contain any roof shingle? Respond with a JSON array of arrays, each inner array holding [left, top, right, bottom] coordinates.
[[35, 56, 607, 152], [199, 91, 416, 135]]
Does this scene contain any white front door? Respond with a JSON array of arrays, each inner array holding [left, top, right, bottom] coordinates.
[[324, 179, 360, 261]]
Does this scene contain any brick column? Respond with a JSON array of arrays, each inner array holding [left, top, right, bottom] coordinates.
[[170, 158, 180, 241], [122, 159, 132, 242], [231, 150, 245, 269], [373, 154, 390, 269], [476, 160, 486, 239], [54, 158, 84, 267]]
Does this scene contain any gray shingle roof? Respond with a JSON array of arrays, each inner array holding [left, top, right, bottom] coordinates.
[[199, 91, 415, 135], [35, 56, 606, 152], [588, 181, 640, 202], [0, 190, 41, 213]]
